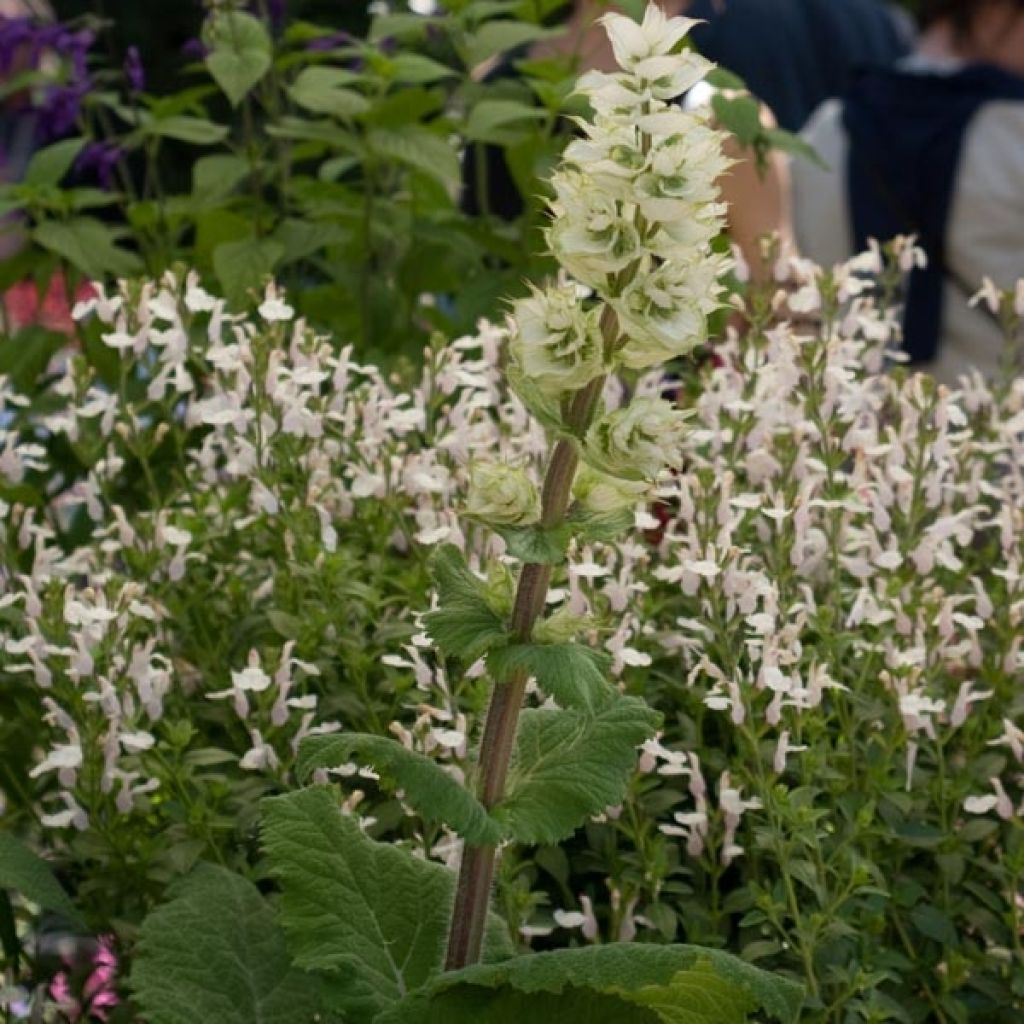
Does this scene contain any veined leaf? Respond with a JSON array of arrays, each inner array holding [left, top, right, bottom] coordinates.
[[464, 22, 557, 69], [376, 944, 804, 1023], [368, 129, 460, 191], [23, 138, 85, 187], [422, 544, 508, 661], [289, 67, 370, 120], [486, 643, 612, 711], [494, 522, 572, 564], [387, 53, 457, 85], [0, 833, 82, 927], [145, 116, 230, 145], [297, 733, 501, 845], [131, 863, 320, 1024], [213, 237, 283, 307], [498, 694, 659, 844], [464, 99, 546, 144], [261, 787, 513, 1021], [33, 217, 142, 279], [203, 11, 272, 108]]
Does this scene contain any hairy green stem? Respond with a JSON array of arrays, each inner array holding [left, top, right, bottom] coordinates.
[[444, 311, 617, 970]]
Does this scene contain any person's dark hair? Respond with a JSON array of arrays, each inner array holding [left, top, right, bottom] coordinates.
[[919, 0, 1024, 35]]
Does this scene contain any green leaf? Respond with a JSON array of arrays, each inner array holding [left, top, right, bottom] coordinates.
[[498, 694, 659, 844], [486, 643, 612, 711], [388, 53, 458, 85], [369, 129, 460, 192], [24, 138, 86, 187], [33, 217, 142, 279], [192, 154, 250, 201], [494, 522, 572, 564], [0, 832, 82, 927], [296, 733, 501, 845], [213, 237, 284, 307], [464, 21, 556, 69], [910, 904, 958, 947], [711, 93, 762, 147], [131, 863, 320, 1024], [763, 128, 828, 170], [261, 787, 513, 1022], [376, 944, 804, 1023], [288, 68, 370, 120], [146, 116, 230, 145], [203, 11, 272, 108], [422, 545, 508, 661], [705, 68, 746, 91], [464, 99, 546, 144]]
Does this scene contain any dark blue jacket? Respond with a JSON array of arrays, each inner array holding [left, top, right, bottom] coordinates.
[[689, 0, 912, 130]]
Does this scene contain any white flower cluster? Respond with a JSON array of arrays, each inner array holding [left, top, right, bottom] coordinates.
[[471, 3, 730, 529]]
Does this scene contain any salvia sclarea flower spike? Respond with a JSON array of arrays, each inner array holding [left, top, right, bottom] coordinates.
[[445, 3, 731, 970], [490, 2, 730, 520]]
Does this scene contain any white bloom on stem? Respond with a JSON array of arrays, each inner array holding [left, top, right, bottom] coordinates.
[[508, 284, 605, 397], [258, 284, 294, 323], [601, 4, 702, 69], [573, 466, 650, 514], [585, 398, 690, 481], [547, 170, 641, 289], [464, 462, 541, 526]]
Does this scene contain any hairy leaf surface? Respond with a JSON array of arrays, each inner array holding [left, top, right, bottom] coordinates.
[[499, 694, 659, 843], [376, 944, 804, 1023], [261, 787, 513, 1020], [297, 733, 501, 845], [487, 642, 612, 711], [422, 544, 508, 661], [131, 863, 319, 1024]]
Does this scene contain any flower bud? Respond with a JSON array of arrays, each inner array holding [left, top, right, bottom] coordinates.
[[573, 466, 650, 513], [585, 398, 690, 481], [509, 284, 605, 397], [465, 463, 541, 526]]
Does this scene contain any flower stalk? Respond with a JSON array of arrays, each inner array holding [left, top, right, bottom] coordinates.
[[442, 3, 729, 970]]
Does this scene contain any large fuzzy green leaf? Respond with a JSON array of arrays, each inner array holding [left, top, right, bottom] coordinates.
[[0, 832, 82, 927], [487, 642, 613, 711], [498, 694, 659, 844], [131, 863, 320, 1024], [376, 945, 804, 1024], [422, 544, 508, 661], [297, 733, 501, 846], [261, 787, 513, 1021]]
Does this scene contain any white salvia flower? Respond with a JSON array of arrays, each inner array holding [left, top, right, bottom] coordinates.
[[547, 170, 642, 289], [601, 4, 701, 68], [464, 462, 541, 526], [613, 258, 723, 368], [509, 284, 605, 397], [258, 284, 294, 323], [585, 398, 690, 481]]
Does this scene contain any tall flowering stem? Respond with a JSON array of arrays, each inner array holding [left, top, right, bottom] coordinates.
[[443, 4, 729, 970]]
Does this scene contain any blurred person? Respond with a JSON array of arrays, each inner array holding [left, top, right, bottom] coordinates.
[[687, 0, 914, 132], [793, 0, 1024, 383]]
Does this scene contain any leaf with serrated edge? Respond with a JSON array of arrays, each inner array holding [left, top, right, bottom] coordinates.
[[131, 863, 320, 1024], [487, 643, 612, 711], [375, 944, 803, 1024], [422, 544, 508, 661], [498, 694, 659, 844], [0, 833, 82, 927], [261, 787, 513, 1021], [297, 733, 501, 845]]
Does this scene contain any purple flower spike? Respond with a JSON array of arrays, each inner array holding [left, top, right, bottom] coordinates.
[[75, 141, 123, 191], [305, 31, 354, 52], [181, 37, 208, 62], [36, 82, 87, 142], [124, 46, 144, 93], [378, 35, 397, 56], [0, 18, 33, 75]]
